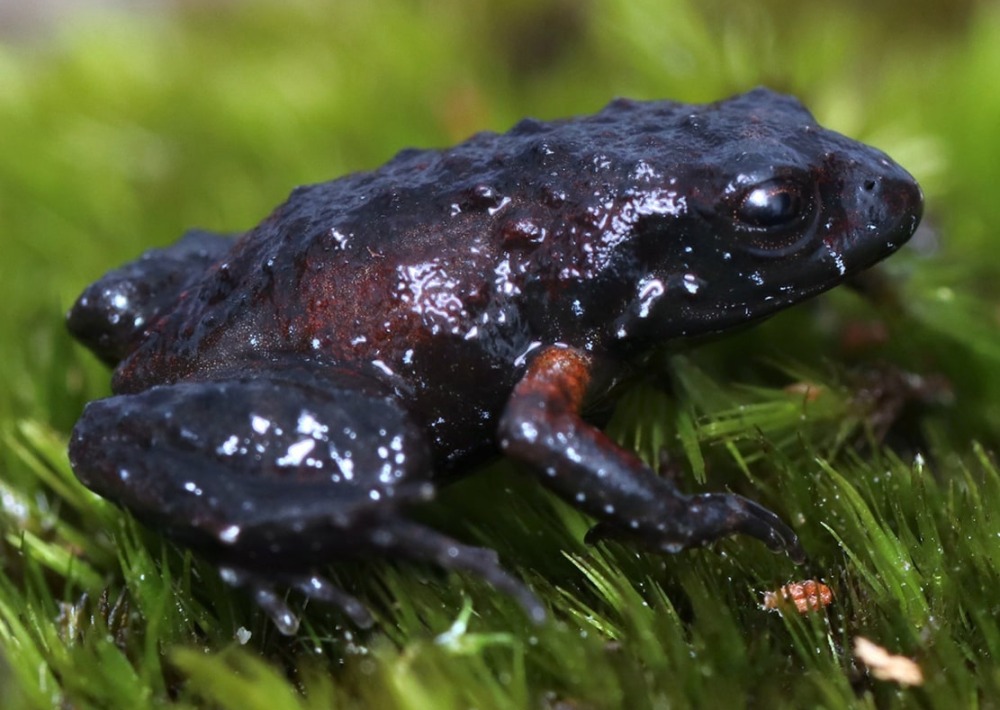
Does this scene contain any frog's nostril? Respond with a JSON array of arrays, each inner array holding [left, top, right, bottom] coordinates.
[[862, 179, 877, 192]]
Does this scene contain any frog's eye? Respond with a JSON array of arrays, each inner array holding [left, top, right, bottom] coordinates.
[[738, 181, 805, 228], [731, 177, 816, 252], [735, 178, 812, 228]]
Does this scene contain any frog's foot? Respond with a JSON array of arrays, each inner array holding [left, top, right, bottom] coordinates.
[[584, 491, 806, 563], [367, 519, 547, 624], [219, 566, 373, 635], [220, 520, 545, 635]]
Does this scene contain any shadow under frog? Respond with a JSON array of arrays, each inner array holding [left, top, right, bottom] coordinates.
[[66, 88, 922, 634]]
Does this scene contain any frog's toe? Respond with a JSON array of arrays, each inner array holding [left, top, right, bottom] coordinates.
[[220, 566, 374, 634], [692, 492, 806, 563], [371, 520, 546, 624], [218, 566, 301, 635], [294, 574, 374, 628], [252, 584, 301, 636]]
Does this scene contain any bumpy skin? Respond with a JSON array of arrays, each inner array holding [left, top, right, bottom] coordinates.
[[67, 88, 922, 633]]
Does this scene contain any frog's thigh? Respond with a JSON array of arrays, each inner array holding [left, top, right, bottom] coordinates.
[[68, 373, 433, 533], [69, 373, 544, 628]]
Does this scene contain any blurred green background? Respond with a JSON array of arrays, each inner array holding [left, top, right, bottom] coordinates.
[[2, 0, 1000, 707], [0, 0, 993, 420]]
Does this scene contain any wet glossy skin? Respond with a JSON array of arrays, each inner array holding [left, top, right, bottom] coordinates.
[[67, 88, 922, 633]]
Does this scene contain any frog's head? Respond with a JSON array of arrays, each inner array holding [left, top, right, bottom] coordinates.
[[610, 88, 922, 347]]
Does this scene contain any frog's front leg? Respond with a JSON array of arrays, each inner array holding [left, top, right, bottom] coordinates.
[[68, 369, 543, 633], [498, 346, 806, 561]]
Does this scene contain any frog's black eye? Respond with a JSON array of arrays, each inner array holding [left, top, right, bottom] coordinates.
[[730, 177, 816, 253], [736, 179, 807, 229], [739, 182, 802, 227]]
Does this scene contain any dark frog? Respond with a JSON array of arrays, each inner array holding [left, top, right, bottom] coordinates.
[[67, 88, 922, 633]]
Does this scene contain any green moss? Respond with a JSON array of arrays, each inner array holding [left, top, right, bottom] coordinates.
[[2, 0, 998, 707]]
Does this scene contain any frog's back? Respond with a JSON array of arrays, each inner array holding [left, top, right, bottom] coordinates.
[[255, 90, 803, 257], [112, 89, 835, 394], [114, 97, 703, 386]]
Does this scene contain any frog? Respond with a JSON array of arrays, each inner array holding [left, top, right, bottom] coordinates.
[[66, 88, 922, 634]]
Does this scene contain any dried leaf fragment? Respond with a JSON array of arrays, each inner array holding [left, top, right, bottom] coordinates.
[[853, 636, 924, 687]]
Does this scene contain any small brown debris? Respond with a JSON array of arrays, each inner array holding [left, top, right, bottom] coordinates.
[[840, 319, 890, 353], [762, 580, 833, 613], [784, 382, 825, 402], [853, 636, 924, 687]]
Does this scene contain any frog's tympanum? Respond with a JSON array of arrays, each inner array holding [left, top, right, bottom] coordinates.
[[67, 89, 922, 633]]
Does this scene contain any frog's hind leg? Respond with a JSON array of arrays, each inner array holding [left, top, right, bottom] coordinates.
[[68, 368, 541, 632], [67, 229, 235, 365], [499, 346, 806, 561]]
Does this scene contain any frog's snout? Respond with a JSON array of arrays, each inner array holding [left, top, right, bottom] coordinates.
[[840, 156, 923, 270], [866, 158, 923, 243]]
